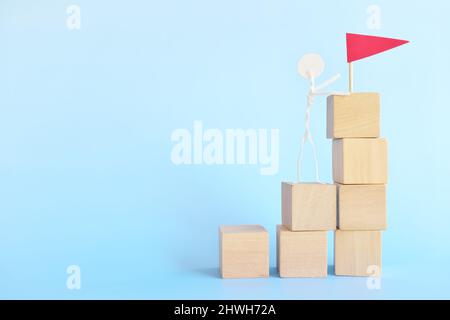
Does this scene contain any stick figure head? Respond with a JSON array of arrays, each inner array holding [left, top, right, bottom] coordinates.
[[297, 53, 325, 79]]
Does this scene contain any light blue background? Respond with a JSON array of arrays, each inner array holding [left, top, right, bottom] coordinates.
[[1, 0, 449, 299]]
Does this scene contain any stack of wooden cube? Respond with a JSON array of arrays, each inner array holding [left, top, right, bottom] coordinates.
[[277, 183, 336, 277], [328, 93, 386, 277], [219, 92, 386, 279]]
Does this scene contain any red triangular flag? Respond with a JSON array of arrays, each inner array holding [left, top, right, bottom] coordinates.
[[346, 33, 409, 63]]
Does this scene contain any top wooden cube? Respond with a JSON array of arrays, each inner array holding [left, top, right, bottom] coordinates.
[[327, 93, 380, 139]]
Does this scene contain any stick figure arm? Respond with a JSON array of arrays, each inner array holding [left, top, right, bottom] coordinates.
[[315, 74, 341, 92], [313, 91, 350, 96]]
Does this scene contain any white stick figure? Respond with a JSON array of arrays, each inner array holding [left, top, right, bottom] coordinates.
[[297, 53, 346, 183]]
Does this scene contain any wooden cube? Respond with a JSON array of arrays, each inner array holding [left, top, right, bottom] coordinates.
[[277, 225, 327, 278], [282, 183, 336, 231], [219, 225, 269, 279], [334, 230, 382, 277], [327, 93, 380, 139], [337, 184, 387, 230], [333, 138, 388, 184]]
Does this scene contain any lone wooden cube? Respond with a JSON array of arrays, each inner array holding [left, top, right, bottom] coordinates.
[[337, 184, 387, 230], [282, 183, 336, 231], [333, 138, 388, 184], [219, 225, 269, 279], [334, 230, 382, 277], [327, 93, 380, 139], [277, 225, 327, 278]]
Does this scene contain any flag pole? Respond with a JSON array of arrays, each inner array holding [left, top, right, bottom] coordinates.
[[348, 62, 353, 93]]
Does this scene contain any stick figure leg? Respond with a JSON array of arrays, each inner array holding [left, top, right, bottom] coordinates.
[[308, 134, 321, 183], [296, 135, 307, 182]]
